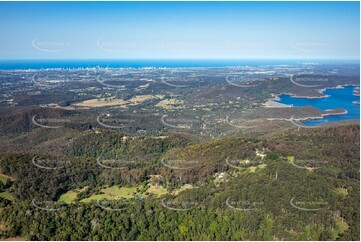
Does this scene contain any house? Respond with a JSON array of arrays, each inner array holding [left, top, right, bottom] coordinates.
[[217, 172, 227, 180], [240, 159, 250, 164], [255, 148, 267, 159]]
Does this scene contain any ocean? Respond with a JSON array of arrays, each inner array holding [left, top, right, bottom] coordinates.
[[0, 59, 353, 70]]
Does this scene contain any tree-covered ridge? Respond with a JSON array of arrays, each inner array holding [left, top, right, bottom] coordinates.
[[0, 159, 358, 240], [0, 124, 359, 240]]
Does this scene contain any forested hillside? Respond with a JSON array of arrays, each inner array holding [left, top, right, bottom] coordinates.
[[0, 124, 359, 240]]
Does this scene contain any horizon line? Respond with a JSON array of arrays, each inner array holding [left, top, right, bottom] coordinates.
[[0, 58, 359, 61]]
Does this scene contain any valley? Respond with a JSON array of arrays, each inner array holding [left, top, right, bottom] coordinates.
[[0, 63, 359, 240]]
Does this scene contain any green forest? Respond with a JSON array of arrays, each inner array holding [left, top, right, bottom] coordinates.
[[0, 124, 359, 240]]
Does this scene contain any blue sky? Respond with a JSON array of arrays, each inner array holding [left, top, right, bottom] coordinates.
[[0, 1, 359, 60]]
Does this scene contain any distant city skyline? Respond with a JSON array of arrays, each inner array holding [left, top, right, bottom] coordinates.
[[0, 1, 359, 60]]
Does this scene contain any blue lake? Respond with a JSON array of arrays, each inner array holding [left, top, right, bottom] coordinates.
[[277, 86, 360, 126]]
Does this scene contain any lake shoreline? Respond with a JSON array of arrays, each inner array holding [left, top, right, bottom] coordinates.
[[268, 84, 360, 102], [265, 109, 348, 122], [263, 84, 359, 125], [296, 109, 348, 121]]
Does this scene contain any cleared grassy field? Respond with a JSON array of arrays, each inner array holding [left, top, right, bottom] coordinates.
[[155, 98, 185, 109], [80, 186, 139, 203], [0, 191, 13, 201], [58, 187, 88, 203], [0, 173, 15, 184], [172, 186, 194, 195], [74, 95, 163, 108], [74, 98, 127, 108], [147, 185, 168, 197], [128, 95, 157, 105], [58, 191, 78, 203], [0, 176, 7, 184], [334, 188, 348, 197]]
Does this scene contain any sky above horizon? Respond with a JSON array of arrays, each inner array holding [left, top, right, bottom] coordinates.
[[0, 1, 359, 60]]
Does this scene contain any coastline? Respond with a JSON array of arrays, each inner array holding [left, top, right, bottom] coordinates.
[[266, 109, 348, 122]]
